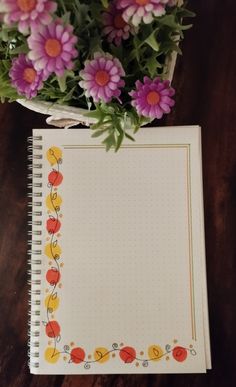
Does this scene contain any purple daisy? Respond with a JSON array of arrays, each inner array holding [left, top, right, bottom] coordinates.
[[129, 76, 175, 119], [79, 52, 125, 103], [102, 0, 135, 46], [3, 0, 57, 35], [9, 53, 45, 99], [27, 20, 78, 77], [117, 0, 168, 26]]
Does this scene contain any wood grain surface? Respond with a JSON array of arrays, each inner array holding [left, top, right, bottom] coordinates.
[[0, 0, 236, 386]]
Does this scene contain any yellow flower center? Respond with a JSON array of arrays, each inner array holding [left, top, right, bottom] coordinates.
[[45, 39, 62, 58], [23, 67, 37, 83], [114, 14, 126, 29], [17, 0, 36, 12], [95, 70, 110, 86], [135, 0, 150, 6], [146, 91, 160, 105]]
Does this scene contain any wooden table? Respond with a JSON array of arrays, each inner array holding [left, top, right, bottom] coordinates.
[[0, 0, 235, 385]]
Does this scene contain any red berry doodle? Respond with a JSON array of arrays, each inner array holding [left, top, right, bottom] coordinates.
[[48, 170, 63, 186], [70, 347, 86, 364], [46, 217, 61, 234], [172, 346, 188, 362], [119, 346, 136, 363], [46, 321, 61, 338], [46, 268, 61, 285]]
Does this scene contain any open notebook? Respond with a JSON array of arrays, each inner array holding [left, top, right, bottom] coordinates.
[[28, 126, 211, 374]]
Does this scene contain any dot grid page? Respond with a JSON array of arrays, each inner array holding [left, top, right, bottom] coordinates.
[[33, 126, 211, 374]]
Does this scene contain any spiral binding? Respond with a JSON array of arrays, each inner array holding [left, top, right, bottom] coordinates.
[[27, 135, 43, 371]]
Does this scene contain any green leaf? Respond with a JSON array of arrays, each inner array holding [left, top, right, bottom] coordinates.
[[9, 43, 28, 55], [61, 11, 71, 24], [102, 132, 116, 152], [86, 109, 102, 120], [57, 74, 67, 93], [158, 14, 192, 31], [100, 0, 109, 8], [176, 7, 196, 18], [0, 60, 20, 102], [161, 41, 182, 55], [146, 54, 162, 77], [91, 129, 107, 138], [144, 31, 160, 52], [124, 132, 135, 142], [115, 128, 124, 152]]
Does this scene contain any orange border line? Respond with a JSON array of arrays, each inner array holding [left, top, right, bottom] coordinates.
[[186, 145, 196, 340]]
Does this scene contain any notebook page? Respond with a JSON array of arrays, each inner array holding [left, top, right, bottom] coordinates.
[[31, 126, 210, 374]]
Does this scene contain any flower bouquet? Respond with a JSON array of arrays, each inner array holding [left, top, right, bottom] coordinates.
[[0, 0, 194, 150]]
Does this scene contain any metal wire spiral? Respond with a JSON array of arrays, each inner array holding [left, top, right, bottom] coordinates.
[[27, 135, 43, 370]]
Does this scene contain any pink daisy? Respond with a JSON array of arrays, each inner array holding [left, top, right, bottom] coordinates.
[[129, 76, 175, 119], [27, 20, 78, 77], [3, 0, 57, 35], [117, 0, 168, 26], [79, 52, 125, 103], [102, 0, 135, 46], [9, 53, 45, 99]]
